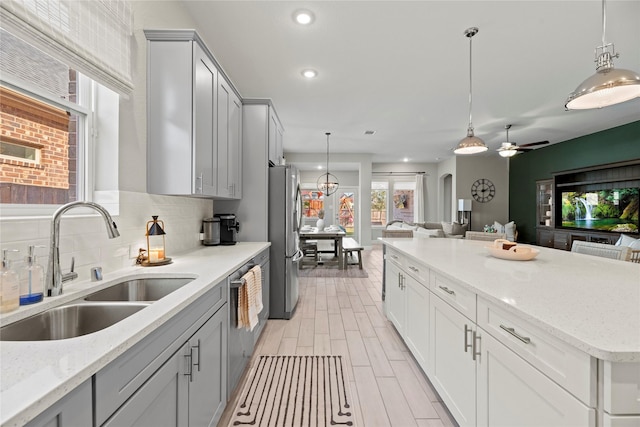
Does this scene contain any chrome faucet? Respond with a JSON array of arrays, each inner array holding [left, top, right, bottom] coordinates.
[[46, 201, 120, 296]]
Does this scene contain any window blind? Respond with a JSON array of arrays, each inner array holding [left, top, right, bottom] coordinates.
[[0, 0, 133, 95]]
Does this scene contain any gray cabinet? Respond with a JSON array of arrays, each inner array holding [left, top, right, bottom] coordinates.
[[217, 75, 243, 199], [103, 305, 227, 427], [268, 107, 284, 165], [145, 30, 217, 197], [96, 283, 228, 426], [102, 345, 189, 427], [25, 380, 92, 427], [217, 100, 284, 241], [145, 29, 242, 200]]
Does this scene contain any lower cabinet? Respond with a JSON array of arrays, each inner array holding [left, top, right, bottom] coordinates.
[[384, 259, 405, 333], [428, 294, 477, 427], [25, 380, 92, 427], [477, 331, 595, 427], [404, 272, 429, 372], [103, 304, 228, 427]]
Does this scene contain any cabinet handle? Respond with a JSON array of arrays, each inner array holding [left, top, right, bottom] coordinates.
[[398, 272, 401, 289], [464, 324, 473, 353], [192, 339, 201, 372], [500, 324, 531, 344], [390, 254, 399, 260], [184, 349, 193, 382], [402, 274, 406, 290], [409, 266, 419, 273], [439, 285, 455, 295], [472, 331, 481, 361], [196, 173, 203, 194]]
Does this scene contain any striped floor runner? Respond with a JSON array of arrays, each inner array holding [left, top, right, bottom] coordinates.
[[229, 355, 355, 427]]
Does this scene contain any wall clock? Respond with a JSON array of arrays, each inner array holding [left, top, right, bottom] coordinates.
[[471, 178, 495, 203]]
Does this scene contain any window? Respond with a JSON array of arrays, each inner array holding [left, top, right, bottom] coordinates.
[[371, 181, 388, 226], [392, 181, 416, 223], [301, 189, 325, 218], [0, 28, 119, 216]]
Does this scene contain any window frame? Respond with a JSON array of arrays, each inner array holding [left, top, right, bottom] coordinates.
[[0, 73, 99, 218]]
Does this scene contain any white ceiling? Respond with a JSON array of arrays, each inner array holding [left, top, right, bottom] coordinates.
[[181, 1, 640, 167]]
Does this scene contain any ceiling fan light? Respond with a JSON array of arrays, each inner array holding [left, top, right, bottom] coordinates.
[[498, 149, 518, 158], [565, 67, 640, 109]]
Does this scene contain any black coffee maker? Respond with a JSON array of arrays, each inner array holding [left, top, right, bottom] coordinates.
[[215, 214, 239, 245]]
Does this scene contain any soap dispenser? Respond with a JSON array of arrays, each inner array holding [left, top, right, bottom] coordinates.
[[19, 245, 44, 305], [1, 249, 20, 313]]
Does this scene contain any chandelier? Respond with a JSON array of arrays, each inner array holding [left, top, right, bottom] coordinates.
[[317, 132, 339, 195]]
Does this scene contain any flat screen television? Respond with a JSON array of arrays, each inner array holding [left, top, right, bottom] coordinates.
[[560, 188, 639, 234]]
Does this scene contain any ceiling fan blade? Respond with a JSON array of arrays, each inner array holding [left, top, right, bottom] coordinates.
[[519, 140, 549, 148], [515, 147, 534, 152]]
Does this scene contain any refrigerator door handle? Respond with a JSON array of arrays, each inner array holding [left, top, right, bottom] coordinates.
[[292, 249, 304, 263]]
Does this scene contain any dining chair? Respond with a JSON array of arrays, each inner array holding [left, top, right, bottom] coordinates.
[[570, 241, 632, 261]]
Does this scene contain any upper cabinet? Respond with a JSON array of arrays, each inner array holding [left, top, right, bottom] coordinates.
[[268, 107, 284, 166], [145, 30, 242, 199], [217, 75, 242, 199]]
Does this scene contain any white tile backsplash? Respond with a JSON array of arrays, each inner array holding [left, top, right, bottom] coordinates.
[[0, 191, 213, 282]]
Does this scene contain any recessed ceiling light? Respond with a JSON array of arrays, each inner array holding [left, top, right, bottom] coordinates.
[[294, 10, 314, 25], [317, 165, 323, 170], [302, 69, 318, 79], [403, 158, 409, 162]]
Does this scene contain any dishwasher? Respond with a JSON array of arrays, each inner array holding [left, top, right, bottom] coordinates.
[[227, 248, 270, 395]]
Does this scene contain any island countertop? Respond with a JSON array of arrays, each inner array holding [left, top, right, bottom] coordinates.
[[381, 237, 640, 362], [0, 242, 270, 427]]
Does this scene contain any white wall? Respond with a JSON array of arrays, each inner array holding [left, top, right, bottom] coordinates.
[[0, 1, 213, 282], [455, 155, 510, 231]]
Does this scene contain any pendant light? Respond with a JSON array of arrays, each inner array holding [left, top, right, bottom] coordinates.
[[454, 27, 487, 155], [317, 132, 339, 195], [565, 0, 640, 109]]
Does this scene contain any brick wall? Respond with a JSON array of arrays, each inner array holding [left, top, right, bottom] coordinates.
[[0, 86, 71, 204]]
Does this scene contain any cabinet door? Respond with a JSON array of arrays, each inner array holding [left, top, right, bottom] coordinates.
[[268, 109, 282, 165], [228, 90, 242, 198], [553, 231, 570, 251], [384, 260, 405, 334], [429, 295, 476, 427], [404, 274, 430, 373], [537, 228, 554, 248], [477, 332, 595, 427], [26, 380, 92, 427], [194, 43, 217, 196], [103, 344, 190, 427], [188, 304, 229, 427]]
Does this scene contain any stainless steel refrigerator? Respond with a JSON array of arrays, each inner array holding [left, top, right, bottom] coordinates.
[[268, 165, 303, 319]]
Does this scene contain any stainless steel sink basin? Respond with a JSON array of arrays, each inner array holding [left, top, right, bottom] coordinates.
[[0, 303, 150, 341], [84, 277, 194, 302]]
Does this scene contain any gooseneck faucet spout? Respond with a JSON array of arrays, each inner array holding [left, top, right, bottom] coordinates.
[[46, 201, 120, 296]]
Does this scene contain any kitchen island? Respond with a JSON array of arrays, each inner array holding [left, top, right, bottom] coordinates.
[[381, 237, 640, 427], [0, 242, 269, 427]]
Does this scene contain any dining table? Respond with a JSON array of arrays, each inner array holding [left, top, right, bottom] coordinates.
[[299, 227, 347, 269]]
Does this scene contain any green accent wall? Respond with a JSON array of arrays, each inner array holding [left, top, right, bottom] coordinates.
[[509, 121, 640, 243]]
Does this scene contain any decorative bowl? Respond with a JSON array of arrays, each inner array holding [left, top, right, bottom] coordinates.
[[485, 245, 539, 261]]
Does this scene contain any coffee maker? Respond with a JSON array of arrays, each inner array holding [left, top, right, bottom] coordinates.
[[215, 214, 239, 245]]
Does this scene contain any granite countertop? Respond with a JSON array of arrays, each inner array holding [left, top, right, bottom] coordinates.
[[0, 242, 270, 427], [381, 237, 640, 363]]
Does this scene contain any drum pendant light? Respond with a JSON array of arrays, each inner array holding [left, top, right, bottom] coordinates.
[[565, 0, 640, 109], [454, 27, 488, 155], [317, 132, 339, 195]]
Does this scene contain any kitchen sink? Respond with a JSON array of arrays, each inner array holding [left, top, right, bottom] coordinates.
[[0, 302, 150, 341], [84, 277, 194, 302]]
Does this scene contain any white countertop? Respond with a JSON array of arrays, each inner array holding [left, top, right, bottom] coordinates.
[[0, 242, 269, 427], [381, 237, 640, 363]]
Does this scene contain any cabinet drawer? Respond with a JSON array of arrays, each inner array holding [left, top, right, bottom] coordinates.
[[385, 247, 404, 269], [405, 257, 429, 284], [604, 361, 640, 415], [477, 297, 596, 406], [603, 414, 640, 427], [431, 273, 476, 321], [95, 283, 226, 425]]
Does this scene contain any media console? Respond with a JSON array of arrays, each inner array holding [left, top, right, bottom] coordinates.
[[536, 160, 640, 250]]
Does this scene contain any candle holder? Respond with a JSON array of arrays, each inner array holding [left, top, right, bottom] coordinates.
[[141, 215, 171, 266]]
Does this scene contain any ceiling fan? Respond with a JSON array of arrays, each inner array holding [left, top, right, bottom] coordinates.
[[497, 124, 549, 157]]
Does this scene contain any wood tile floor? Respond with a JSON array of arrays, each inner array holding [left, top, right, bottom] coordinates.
[[220, 245, 458, 427]]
